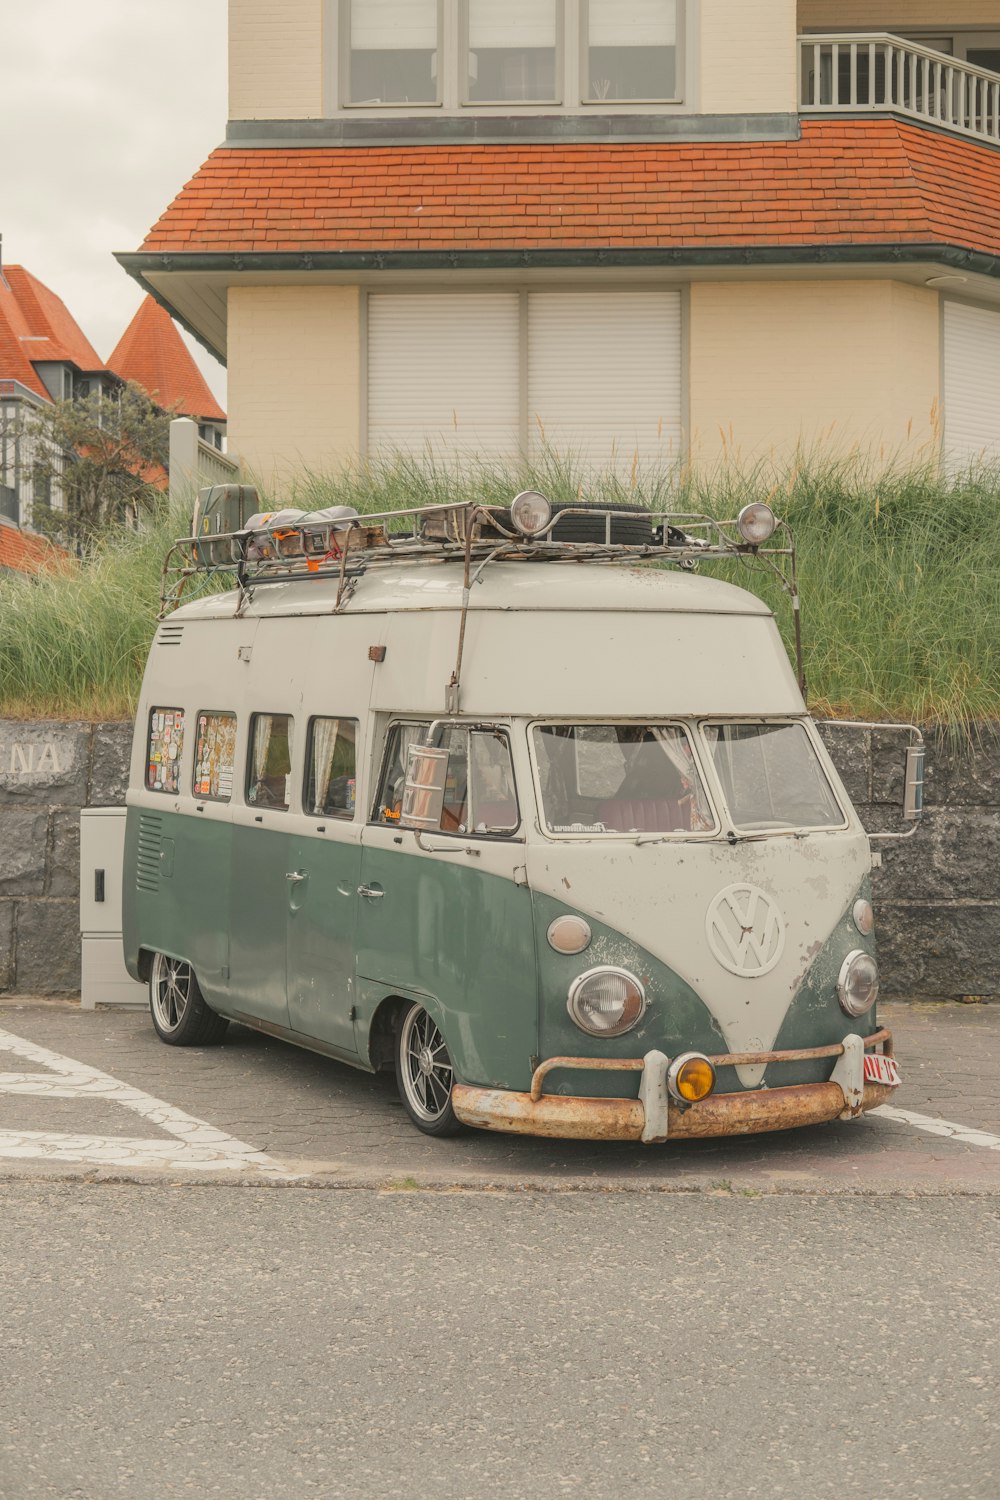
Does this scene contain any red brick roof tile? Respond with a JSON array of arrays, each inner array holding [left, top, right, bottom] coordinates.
[[108, 296, 225, 423], [138, 120, 1000, 258], [0, 524, 74, 577], [0, 276, 52, 400], [2, 267, 105, 371]]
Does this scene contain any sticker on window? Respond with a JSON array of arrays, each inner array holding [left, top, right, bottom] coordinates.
[[193, 712, 237, 801], [146, 708, 185, 795]]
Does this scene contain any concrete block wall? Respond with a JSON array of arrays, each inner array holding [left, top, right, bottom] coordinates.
[[816, 722, 999, 999], [0, 721, 131, 995], [0, 718, 996, 999]]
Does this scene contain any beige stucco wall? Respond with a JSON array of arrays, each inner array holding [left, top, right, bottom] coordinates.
[[798, 2, 999, 29], [701, 0, 799, 113], [688, 280, 941, 464], [227, 286, 361, 485], [229, 0, 323, 119]]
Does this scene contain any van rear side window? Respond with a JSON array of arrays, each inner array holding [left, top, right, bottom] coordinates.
[[305, 718, 358, 817], [193, 712, 237, 801], [247, 714, 295, 811], [146, 708, 185, 794]]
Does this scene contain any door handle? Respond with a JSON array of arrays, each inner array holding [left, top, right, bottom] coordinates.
[[358, 884, 385, 900], [285, 870, 308, 884]]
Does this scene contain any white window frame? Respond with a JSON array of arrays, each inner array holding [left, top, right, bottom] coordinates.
[[340, 0, 445, 109], [460, 0, 565, 108], [580, 0, 686, 107], [327, 1, 695, 114]]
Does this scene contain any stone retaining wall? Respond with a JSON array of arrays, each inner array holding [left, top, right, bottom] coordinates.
[[0, 718, 997, 999]]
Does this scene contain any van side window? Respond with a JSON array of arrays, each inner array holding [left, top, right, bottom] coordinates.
[[375, 722, 519, 835], [145, 708, 185, 795], [305, 718, 358, 817], [374, 722, 428, 824], [193, 712, 237, 801], [247, 714, 295, 811]]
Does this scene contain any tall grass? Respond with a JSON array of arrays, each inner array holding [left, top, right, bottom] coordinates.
[[1, 453, 998, 730], [0, 507, 192, 721]]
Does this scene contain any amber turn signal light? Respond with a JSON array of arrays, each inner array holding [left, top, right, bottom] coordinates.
[[667, 1052, 717, 1105]]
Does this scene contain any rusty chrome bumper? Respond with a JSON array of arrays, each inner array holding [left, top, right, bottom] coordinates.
[[451, 1029, 896, 1144]]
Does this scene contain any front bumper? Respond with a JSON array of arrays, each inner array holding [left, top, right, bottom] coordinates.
[[452, 1029, 896, 1143]]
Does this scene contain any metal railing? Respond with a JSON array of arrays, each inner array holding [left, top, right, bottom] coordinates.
[[800, 33, 1000, 147]]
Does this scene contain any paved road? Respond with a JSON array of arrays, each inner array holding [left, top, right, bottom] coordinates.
[[2, 1000, 998, 1499], [0, 998, 998, 1193], [1, 1184, 997, 1500]]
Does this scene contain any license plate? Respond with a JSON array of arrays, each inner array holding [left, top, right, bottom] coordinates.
[[864, 1053, 901, 1087]]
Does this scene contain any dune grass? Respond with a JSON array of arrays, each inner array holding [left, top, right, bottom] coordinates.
[[1, 452, 998, 731]]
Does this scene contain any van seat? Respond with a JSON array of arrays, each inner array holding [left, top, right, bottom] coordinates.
[[597, 797, 691, 834]]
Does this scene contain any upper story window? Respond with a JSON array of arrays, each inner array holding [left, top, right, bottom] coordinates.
[[334, 1, 688, 112], [583, 0, 680, 103], [347, 0, 440, 105], [466, 0, 559, 105]]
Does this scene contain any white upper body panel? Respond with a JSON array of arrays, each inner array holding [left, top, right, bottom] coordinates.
[[165, 561, 802, 719]]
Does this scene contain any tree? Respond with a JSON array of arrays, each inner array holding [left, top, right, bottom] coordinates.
[[28, 381, 172, 544]]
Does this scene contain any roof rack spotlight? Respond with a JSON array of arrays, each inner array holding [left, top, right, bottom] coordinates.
[[736, 503, 777, 546], [509, 491, 552, 537]]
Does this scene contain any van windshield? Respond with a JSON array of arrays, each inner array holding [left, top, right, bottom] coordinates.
[[532, 724, 715, 835], [703, 722, 844, 831]]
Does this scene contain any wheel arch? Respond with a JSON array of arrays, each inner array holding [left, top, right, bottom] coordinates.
[[363, 990, 452, 1073]]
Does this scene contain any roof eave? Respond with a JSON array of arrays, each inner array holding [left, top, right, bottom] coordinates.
[[117, 242, 1000, 279]]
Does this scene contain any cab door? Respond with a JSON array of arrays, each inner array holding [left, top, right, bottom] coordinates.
[[355, 723, 538, 1092], [286, 716, 362, 1055], [228, 707, 296, 1029]]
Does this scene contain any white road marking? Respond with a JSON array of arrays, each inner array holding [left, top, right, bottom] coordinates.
[[873, 1104, 1000, 1153], [0, 1027, 300, 1178]]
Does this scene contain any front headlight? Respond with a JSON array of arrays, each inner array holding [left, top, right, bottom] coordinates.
[[837, 950, 880, 1017], [567, 967, 646, 1038]]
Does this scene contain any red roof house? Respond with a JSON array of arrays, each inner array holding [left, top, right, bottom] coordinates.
[[108, 296, 226, 425], [117, 3, 1000, 478]]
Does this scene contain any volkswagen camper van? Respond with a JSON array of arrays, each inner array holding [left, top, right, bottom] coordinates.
[[122, 491, 920, 1142]]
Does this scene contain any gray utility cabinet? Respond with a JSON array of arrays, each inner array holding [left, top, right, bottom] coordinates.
[[79, 808, 146, 1008]]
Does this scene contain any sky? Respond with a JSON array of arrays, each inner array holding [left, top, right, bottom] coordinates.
[[1, 1, 229, 405]]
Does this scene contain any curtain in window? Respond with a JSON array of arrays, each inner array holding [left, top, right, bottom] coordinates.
[[651, 727, 713, 829], [311, 718, 340, 815], [253, 717, 273, 789]]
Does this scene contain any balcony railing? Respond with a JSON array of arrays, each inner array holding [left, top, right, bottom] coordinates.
[[800, 33, 1000, 148]]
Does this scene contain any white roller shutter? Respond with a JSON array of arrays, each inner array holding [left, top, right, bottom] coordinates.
[[527, 291, 683, 468], [368, 293, 520, 460], [944, 300, 1000, 469]]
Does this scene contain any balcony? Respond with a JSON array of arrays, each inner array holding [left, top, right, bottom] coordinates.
[[799, 33, 1000, 149]]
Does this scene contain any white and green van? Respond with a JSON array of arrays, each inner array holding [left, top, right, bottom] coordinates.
[[123, 492, 919, 1142]]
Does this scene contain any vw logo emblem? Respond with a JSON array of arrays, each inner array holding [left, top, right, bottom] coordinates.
[[706, 884, 785, 977]]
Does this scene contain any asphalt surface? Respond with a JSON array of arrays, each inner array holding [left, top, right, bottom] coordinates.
[[1, 1185, 998, 1500], [2, 999, 999, 1499], [0, 998, 998, 1193]]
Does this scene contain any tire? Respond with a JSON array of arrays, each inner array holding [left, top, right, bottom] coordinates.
[[394, 1001, 463, 1137], [486, 501, 653, 547], [148, 953, 229, 1047]]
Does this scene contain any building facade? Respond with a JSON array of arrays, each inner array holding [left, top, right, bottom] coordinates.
[[121, 0, 1000, 484]]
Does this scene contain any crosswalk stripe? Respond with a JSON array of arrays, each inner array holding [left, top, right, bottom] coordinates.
[[0, 1027, 300, 1178]]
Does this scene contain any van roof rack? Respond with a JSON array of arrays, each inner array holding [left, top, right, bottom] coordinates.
[[161, 493, 804, 688]]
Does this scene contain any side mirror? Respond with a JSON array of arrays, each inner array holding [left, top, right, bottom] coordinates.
[[398, 744, 450, 830], [903, 745, 925, 821]]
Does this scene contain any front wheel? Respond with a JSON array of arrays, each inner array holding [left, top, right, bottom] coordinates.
[[149, 953, 229, 1047], [394, 1001, 462, 1137]]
